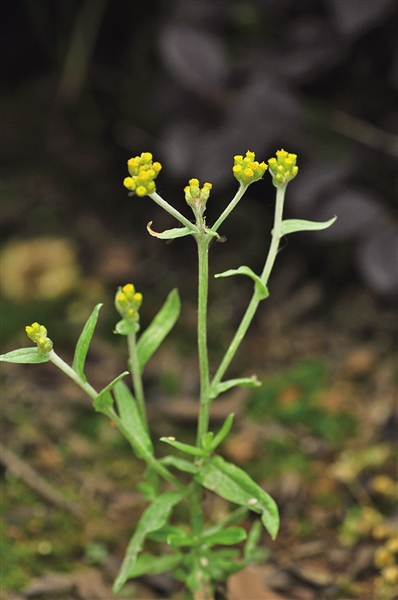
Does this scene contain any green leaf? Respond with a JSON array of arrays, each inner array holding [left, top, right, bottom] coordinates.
[[93, 371, 129, 413], [72, 304, 102, 381], [211, 376, 261, 399], [113, 381, 153, 456], [244, 521, 262, 562], [147, 525, 183, 542], [113, 489, 187, 593], [195, 456, 279, 540], [201, 526, 247, 546], [278, 216, 337, 236], [167, 529, 195, 548], [147, 222, 193, 239], [127, 552, 182, 578], [160, 437, 207, 457], [137, 289, 180, 372], [114, 319, 140, 336], [159, 455, 199, 475], [214, 266, 269, 300], [0, 348, 50, 364], [209, 413, 235, 451]]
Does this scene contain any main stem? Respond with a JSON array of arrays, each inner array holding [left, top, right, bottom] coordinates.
[[196, 231, 211, 447], [211, 184, 286, 390], [127, 331, 148, 431]]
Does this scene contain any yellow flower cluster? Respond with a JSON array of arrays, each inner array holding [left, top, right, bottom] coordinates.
[[184, 179, 212, 215], [115, 284, 143, 323], [268, 149, 298, 186], [232, 151, 268, 186], [26, 322, 53, 354], [123, 153, 162, 197]]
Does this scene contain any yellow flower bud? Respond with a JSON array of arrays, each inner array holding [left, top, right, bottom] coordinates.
[[124, 153, 162, 197], [268, 149, 299, 187], [184, 178, 212, 216], [26, 322, 53, 354], [115, 284, 143, 323], [232, 151, 268, 186]]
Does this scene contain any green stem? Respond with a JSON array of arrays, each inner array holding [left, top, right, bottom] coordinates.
[[49, 351, 182, 489], [196, 231, 211, 447], [127, 331, 148, 431], [149, 191, 199, 232], [211, 183, 247, 233], [211, 184, 286, 391], [49, 351, 98, 400]]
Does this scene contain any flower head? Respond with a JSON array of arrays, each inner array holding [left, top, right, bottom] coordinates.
[[232, 151, 268, 186], [26, 322, 53, 354], [115, 283, 143, 323], [123, 153, 162, 197], [184, 179, 212, 216], [267, 149, 298, 187]]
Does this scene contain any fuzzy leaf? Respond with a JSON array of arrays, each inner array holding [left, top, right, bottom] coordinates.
[[214, 266, 269, 300], [211, 376, 261, 398], [114, 319, 140, 336], [113, 490, 187, 593], [201, 526, 247, 546], [147, 221, 192, 239], [278, 216, 337, 236], [72, 303, 102, 381], [195, 456, 279, 540], [159, 455, 200, 474], [137, 289, 180, 372], [0, 348, 50, 364], [93, 371, 129, 413], [127, 552, 182, 578], [113, 381, 153, 456], [160, 437, 207, 457], [209, 413, 235, 451]]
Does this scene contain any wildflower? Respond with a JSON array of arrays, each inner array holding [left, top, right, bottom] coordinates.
[[123, 153, 162, 197], [25, 322, 53, 354], [232, 151, 268, 186], [115, 283, 143, 323], [267, 149, 298, 186], [184, 179, 212, 216]]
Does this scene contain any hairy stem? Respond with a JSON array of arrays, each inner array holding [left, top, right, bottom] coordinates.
[[127, 331, 148, 431], [211, 184, 286, 390]]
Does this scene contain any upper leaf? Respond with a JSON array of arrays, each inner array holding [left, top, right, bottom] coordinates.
[[160, 437, 207, 457], [147, 222, 193, 239], [214, 266, 269, 300], [137, 289, 180, 372], [0, 348, 51, 364], [278, 217, 337, 236], [195, 456, 279, 540], [126, 552, 182, 578], [113, 489, 187, 593], [113, 381, 153, 457], [210, 376, 261, 399], [72, 304, 103, 381], [93, 371, 129, 413]]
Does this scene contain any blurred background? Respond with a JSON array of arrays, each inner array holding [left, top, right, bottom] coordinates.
[[1, 1, 397, 599]]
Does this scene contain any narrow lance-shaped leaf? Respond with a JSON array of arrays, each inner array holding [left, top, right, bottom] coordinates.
[[113, 380, 153, 457], [147, 222, 193, 239], [210, 413, 235, 451], [214, 266, 269, 300], [159, 455, 200, 474], [195, 456, 279, 540], [93, 371, 129, 413], [276, 216, 337, 236], [137, 289, 180, 372], [200, 526, 247, 546], [113, 489, 187, 594], [126, 552, 182, 578], [72, 304, 103, 381], [0, 348, 51, 364], [210, 376, 261, 399], [160, 437, 207, 457]]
